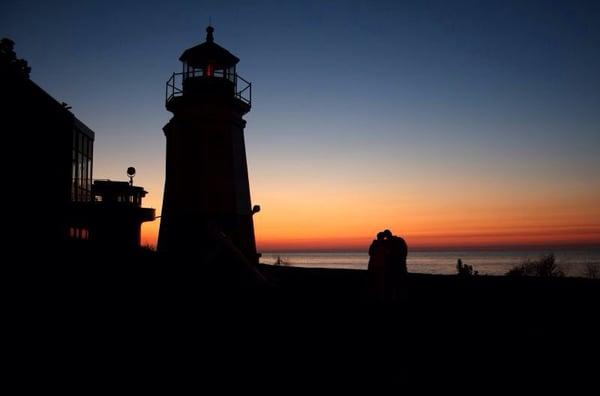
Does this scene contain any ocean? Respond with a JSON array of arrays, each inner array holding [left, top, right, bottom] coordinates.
[[260, 248, 600, 277]]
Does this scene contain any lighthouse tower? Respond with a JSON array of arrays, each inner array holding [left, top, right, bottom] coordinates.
[[158, 26, 258, 264]]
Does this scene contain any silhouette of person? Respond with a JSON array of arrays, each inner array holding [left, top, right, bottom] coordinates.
[[381, 229, 408, 302], [368, 229, 409, 303], [383, 229, 407, 277], [368, 232, 388, 302]]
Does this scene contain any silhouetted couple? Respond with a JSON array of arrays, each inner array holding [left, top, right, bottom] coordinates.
[[368, 229, 408, 302]]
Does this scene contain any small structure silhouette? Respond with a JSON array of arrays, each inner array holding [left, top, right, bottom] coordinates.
[[77, 174, 155, 251]]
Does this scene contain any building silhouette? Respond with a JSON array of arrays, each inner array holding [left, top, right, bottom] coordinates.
[[158, 26, 259, 263], [1, 38, 154, 252], [71, 178, 155, 250], [1, 38, 96, 247]]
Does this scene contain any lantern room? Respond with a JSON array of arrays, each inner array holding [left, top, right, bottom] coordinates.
[[179, 26, 238, 81], [165, 26, 251, 108]]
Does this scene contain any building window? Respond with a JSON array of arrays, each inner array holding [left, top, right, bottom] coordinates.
[[68, 227, 89, 240], [70, 127, 94, 202]]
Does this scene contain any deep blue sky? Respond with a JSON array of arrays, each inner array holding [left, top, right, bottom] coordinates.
[[2, 0, 599, 247]]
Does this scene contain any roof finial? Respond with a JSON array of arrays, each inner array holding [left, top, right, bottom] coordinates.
[[206, 20, 214, 43]]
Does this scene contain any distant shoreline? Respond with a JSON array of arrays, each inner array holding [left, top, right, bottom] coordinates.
[[260, 248, 600, 278], [258, 244, 600, 254]]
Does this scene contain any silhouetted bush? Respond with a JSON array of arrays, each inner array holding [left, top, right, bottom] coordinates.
[[584, 262, 600, 279], [456, 258, 477, 277], [506, 254, 564, 277], [1, 38, 31, 77], [506, 266, 523, 277], [274, 256, 289, 266]]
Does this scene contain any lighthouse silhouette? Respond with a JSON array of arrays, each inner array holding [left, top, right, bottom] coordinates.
[[158, 26, 259, 264]]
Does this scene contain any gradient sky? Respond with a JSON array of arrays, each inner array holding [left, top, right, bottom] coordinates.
[[3, 0, 599, 250]]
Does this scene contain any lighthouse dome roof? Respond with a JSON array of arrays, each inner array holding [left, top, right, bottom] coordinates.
[[179, 26, 240, 69]]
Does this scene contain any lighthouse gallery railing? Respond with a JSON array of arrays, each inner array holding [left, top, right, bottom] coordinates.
[[166, 71, 252, 106]]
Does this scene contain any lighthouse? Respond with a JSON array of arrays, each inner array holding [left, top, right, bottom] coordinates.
[[158, 26, 259, 264]]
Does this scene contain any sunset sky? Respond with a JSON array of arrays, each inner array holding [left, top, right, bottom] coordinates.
[[3, 0, 599, 251]]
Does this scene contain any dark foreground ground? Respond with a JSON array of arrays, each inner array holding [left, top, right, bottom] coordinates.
[[11, 247, 600, 391]]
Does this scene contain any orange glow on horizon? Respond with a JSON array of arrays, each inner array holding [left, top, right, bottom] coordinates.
[[254, 226, 600, 252], [142, 222, 600, 251], [137, 144, 600, 252], [140, 183, 600, 251]]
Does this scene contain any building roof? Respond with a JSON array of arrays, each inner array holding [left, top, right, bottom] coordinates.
[[179, 26, 240, 69], [93, 180, 147, 196]]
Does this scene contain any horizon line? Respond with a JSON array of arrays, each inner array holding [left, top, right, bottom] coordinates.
[[256, 242, 600, 254]]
